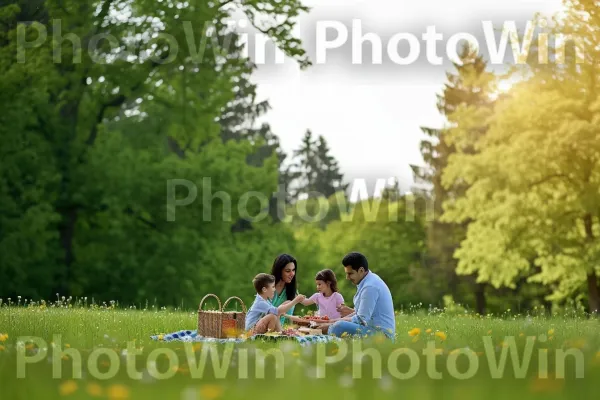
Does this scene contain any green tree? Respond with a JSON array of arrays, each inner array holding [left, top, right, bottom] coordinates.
[[412, 42, 496, 314], [318, 196, 426, 307], [0, 0, 310, 305], [291, 129, 319, 198], [314, 136, 348, 198], [441, 1, 600, 313]]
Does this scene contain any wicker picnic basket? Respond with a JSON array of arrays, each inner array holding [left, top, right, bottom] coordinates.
[[197, 294, 247, 339], [221, 296, 247, 337]]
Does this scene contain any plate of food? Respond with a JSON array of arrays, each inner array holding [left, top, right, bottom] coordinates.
[[297, 327, 323, 335], [296, 315, 330, 324]]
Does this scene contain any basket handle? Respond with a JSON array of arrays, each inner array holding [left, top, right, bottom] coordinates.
[[222, 296, 247, 312], [198, 294, 222, 312]]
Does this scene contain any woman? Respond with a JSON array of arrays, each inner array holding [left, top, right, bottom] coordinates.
[[269, 253, 302, 325]]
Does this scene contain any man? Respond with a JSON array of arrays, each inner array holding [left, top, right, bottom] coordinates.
[[316, 252, 396, 340]]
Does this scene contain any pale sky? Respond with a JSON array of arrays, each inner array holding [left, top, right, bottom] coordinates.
[[243, 0, 564, 198]]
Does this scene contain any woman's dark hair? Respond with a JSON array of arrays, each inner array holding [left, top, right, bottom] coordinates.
[[315, 269, 338, 293], [270, 253, 297, 301]]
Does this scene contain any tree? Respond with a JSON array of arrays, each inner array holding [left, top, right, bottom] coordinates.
[[318, 195, 426, 307], [412, 42, 496, 314], [381, 178, 401, 202], [289, 130, 347, 199], [0, 0, 311, 304], [284, 130, 348, 229], [441, 1, 600, 313], [291, 129, 319, 198], [314, 136, 348, 198]]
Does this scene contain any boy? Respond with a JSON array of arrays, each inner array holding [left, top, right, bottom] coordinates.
[[245, 273, 305, 335]]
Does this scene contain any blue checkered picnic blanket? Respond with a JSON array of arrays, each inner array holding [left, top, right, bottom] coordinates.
[[150, 330, 341, 346]]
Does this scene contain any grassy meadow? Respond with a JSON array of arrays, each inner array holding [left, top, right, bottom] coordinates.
[[1, 300, 599, 400]]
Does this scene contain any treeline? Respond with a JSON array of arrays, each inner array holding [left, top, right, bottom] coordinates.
[[0, 0, 313, 306], [1, 0, 598, 315], [410, 1, 600, 314]]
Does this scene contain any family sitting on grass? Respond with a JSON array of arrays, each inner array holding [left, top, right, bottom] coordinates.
[[244, 252, 396, 340]]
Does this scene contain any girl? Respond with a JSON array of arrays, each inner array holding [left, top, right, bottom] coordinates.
[[301, 269, 344, 319]]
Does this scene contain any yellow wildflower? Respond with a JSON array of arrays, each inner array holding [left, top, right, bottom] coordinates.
[[59, 380, 78, 396], [408, 328, 421, 337], [177, 365, 190, 374], [374, 334, 386, 344], [435, 331, 447, 341], [107, 384, 130, 400], [199, 384, 224, 400], [86, 383, 103, 397], [157, 335, 164, 341], [0, 345, 5, 351], [593, 351, 600, 365], [0, 334, 7, 342], [548, 329, 554, 336], [425, 329, 432, 334], [529, 374, 564, 393]]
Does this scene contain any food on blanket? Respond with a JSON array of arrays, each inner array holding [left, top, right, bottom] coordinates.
[[298, 327, 322, 335], [303, 315, 329, 321], [261, 329, 300, 338]]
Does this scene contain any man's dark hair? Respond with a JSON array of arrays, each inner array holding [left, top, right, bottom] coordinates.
[[342, 252, 369, 272], [253, 273, 275, 293]]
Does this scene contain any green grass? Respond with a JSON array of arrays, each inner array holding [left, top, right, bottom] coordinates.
[[1, 301, 599, 400]]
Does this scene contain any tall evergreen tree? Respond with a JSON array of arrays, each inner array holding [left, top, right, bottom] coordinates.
[[214, 35, 288, 228], [290, 130, 347, 200], [291, 129, 319, 198], [412, 42, 496, 314], [381, 178, 401, 202], [314, 136, 347, 198]]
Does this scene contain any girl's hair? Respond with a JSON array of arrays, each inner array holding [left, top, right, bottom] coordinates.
[[270, 254, 298, 301], [315, 269, 338, 293]]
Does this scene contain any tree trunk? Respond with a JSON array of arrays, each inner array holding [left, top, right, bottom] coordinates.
[[587, 272, 600, 315], [583, 214, 599, 314], [474, 282, 486, 315], [58, 207, 78, 295]]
